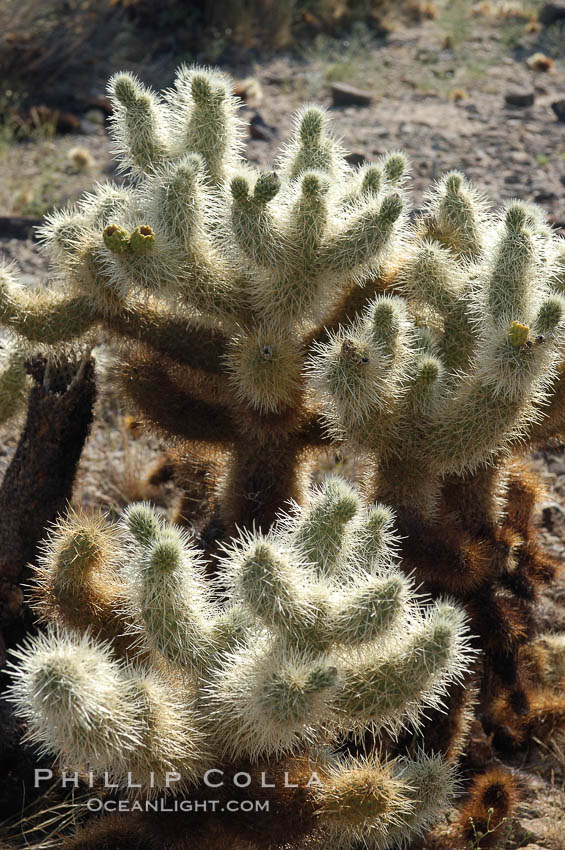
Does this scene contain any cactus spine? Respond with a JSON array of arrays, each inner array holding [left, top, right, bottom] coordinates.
[[8, 481, 473, 848], [0, 66, 410, 536]]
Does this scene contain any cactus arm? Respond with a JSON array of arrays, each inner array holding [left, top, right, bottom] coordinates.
[[103, 224, 237, 324], [6, 630, 144, 767], [330, 573, 408, 646], [116, 357, 236, 445], [0, 287, 229, 375], [230, 171, 288, 270], [389, 754, 458, 845], [6, 630, 206, 792], [374, 357, 444, 504], [401, 354, 444, 422], [334, 602, 470, 732], [398, 240, 477, 374], [308, 295, 413, 446], [400, 241, 460, 317], [29, 509, 141, 660], [151, 154, 204, 250], [486, 203, 537, 324], [0, 288, 97, 344], [124, 523, 217, 672], [313, 751, 456, 850], [312, 754, 414, 849], [235, 171, 333, 325], [428, 304, 564, 473], [318, 194, 403, 278], [282, 106, 345, 181], [290, 477, 360, 576], [106, 304, 228, 374], [118, 670, 207, 792], [430, 172, 485, 262], [175, 261, 240, 323], [347, 504, 398, 567], [440, 298, 478, 375], [167, 67, 243, 185], [259, 173, 330, 322], [108, 72, 170, 175], [228, 538, 322, 638], [288, 172, 329, 274], [419, 171, 487, 262], [204, 641, 337, 760]]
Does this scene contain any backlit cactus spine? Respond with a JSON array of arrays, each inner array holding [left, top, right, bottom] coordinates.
[[0, 66, 411, 537], [308, 170, 565, 756], [309, 184, 565, 512], [8, 478, 473, 849]]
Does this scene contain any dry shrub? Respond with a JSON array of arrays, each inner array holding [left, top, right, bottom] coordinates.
[[0, 0, 123, 109], [115, 0, 400, 52], [0, 0, 423, 112], [526, 52, 554, 71]]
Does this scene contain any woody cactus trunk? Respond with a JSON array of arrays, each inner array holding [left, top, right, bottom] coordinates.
[[0, 355, 95, 666], [0, 349, 96, 822], [0, 64, 564, 848]]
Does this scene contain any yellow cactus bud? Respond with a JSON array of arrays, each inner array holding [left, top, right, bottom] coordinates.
[[508, 321, 530, 348], [130, 225, 155, 254], [103, 223, 130, 254]]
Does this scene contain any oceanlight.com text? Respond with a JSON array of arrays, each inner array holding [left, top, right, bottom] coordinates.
[[86, 798, 270, 813]]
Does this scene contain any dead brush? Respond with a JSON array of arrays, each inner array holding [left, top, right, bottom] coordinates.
[[74, 412, 166, 513], [0, 779, 90, 850], [0, 0, 124, 110]]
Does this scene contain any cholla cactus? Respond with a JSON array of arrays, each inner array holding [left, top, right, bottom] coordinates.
[[1, 61, 564, 818], [7, 479, 473, 849], [307, 172, 565, 748], [0, 66, 409, 534], [1, 64, 564, 539], [0, 68, 563, 531]]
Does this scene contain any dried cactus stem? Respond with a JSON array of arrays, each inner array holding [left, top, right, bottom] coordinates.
[[0, 355, 96, 835], [0, 355, 95, 665]]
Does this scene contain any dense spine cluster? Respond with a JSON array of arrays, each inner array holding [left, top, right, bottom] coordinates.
[[308, 176, 565, 746], [0, 66, 412, 535], [8, 482, 472, 848]]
